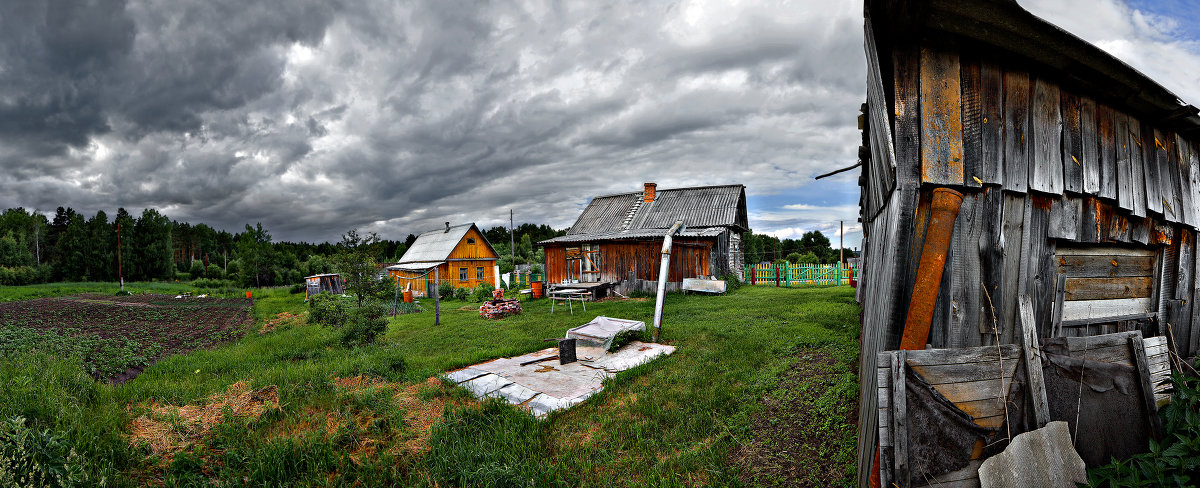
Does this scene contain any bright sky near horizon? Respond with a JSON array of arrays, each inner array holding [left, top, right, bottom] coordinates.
[[0, 0, 1197, 248]]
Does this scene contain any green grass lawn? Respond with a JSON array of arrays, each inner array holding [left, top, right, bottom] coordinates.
[[0, 283, 861, 487]]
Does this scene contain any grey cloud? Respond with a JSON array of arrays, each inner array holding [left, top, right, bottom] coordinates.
[[0, 0, 876, 243]]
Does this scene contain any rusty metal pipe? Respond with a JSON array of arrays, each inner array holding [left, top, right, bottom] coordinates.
[[899, 187, 965, 350]]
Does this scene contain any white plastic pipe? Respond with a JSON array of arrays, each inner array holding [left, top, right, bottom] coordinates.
[[653, 220, 684, 342]]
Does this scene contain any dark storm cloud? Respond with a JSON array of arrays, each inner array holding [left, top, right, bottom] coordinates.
[[0, 0, 873, 242]]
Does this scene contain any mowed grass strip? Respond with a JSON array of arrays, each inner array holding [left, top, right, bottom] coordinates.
[[0, 284, 860, 486]]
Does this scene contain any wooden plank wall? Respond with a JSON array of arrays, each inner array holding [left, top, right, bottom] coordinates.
[[903, 37, 1200, 357], [542, 239, 712, 288], [855, 15, 924, 485]]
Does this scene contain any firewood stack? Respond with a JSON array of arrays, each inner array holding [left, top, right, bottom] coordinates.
[[480, 288, 522, 319]]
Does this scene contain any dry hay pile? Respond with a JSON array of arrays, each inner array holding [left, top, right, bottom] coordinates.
[[330, 375, 463, 457], [259, 311, 306, 334], [128, 381, 280, 456]]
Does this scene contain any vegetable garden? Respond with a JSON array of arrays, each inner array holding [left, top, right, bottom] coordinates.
[[0, 294, 252, 381]]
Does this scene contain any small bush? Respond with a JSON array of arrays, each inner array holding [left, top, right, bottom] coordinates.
[[341, 301, 390, 347], [175, 272, 192, 281], [114, 290, 131, 296], [453, 287, 470, 302], [472, 282, 496, 302], [437, 281, 454, 300], [289, 283, 304, 294], [721, 272, 743, 291], [308, 292, 348, 328]]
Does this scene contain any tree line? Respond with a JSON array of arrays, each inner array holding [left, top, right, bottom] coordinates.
[[0, 207, 402, 287], [0, 206, 568, 287], [742, 230, 858, 265]]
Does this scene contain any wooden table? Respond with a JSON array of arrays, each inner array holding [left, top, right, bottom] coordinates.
[[549, 289, 589, 315]]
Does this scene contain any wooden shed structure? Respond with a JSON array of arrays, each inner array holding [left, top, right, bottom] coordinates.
[[538, 183, 748, 295], [304, 273, 344, 300], [387, 223, 500, 297], [857, 0, 1200, 485]]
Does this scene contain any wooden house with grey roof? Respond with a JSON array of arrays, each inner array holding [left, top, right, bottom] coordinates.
[[387, 222, 500, 297], [538, 183, 748, 295], [857, 0, 1200, 485]]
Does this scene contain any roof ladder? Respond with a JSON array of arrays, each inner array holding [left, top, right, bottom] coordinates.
[[621, 199, 643, 230]]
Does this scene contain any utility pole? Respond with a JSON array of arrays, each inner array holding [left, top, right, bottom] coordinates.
[[839, 220, 845, 285], [433, 266, 440, 326], [117, 221, 124, 291], [510, 209, 515, 286]]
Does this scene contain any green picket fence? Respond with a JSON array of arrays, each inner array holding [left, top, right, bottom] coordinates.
[[506, 271, 544, 289], [743, 263, 858, 286]]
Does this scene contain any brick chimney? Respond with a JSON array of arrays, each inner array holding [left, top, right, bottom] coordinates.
[[643, 182, 657, 202]]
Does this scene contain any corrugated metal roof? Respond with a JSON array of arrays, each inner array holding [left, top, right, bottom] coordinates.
[[387, 262, 444, 272], [540, 226, 726, 244], [398, 223, 491, 264], [551, 184, 747, 244]]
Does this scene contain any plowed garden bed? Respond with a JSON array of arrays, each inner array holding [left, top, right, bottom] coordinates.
[[0, 293, 252, 382]]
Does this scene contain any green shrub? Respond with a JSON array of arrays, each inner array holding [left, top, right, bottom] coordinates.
[[308, 292, 347, 328], [721, 272, 743, 291], [340, 301, 390, 347], [1087, 371, 1200, 486], [289, 283, 304, 294], [0, 416, 90, 487], [472, 282, 496, 302], [188, 261, 205, 279], [437, 281, 454, 300], [453, 287, 470, 302], [205, 263, 224, 280], [175, 272, 192, 281]]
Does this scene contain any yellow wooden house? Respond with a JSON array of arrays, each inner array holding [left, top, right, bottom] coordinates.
[[387, 222, 500, 297]]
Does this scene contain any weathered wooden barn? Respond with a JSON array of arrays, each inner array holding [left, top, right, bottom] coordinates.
[[538, 183, 748, 294], [857, 0, 1200, 485], [304, 273, 344, 300], [388, 223, 500, 296]]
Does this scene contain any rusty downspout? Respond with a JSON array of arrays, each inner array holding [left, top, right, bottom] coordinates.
[[899, 187, 965, 350], [869, 187, 964, 488]]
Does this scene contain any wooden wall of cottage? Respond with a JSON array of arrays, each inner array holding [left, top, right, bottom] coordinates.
[[856, 13, 1200, 486], [543, 238, 718, 293]]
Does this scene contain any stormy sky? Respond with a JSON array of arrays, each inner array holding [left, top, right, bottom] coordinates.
[[1, 1, 1198, 247]]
